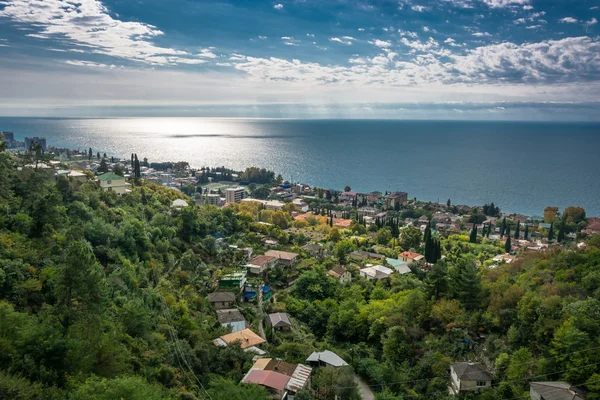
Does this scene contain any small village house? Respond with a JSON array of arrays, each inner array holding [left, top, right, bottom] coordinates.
[[449, 362, 492, 394], [216, 308, 246, 333], [327, 265, 352, 284], [399, 251, 425, 264], [208, 291, 236, 310], [97, 172, 132, 195], [265, 250, 299, 266], [267, 312, 293, 331]]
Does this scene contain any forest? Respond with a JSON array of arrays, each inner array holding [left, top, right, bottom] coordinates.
[[1, 139, 600, 400]]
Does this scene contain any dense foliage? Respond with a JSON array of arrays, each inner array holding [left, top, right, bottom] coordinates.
[[1, 139, 600, 399]]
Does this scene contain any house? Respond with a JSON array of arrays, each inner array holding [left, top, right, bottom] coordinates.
[[97, 172, 132, 195], [449, 362, 492, 394], [306, 350, 348, 368], [399, 251, 425, 264], [242, 358, 312, 400], [246, 255, 277, 275], [216, 309, 247, 333], [360, 264, 394, 280], [492, 253, 516, 264], [529, 382, 585, 400], [327, 265, 352, 284], [358, 207, 378, 217], [303, 243, 324, 259], [385, 191, 408, 210], [213, 328, 266, 352], [386, 258, 411, 274], [267, 312, 292, 331], [67, 170, 88, 182], [265, 250, 299, 266], [218, 271, 247, 292], [208, 291, 236, 310], [350, 250, 385, 262]]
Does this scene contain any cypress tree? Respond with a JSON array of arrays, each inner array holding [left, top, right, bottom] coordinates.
[[329, 216, 333, 227], [500, 217, 507, 236], [557, 219, 566, 242], [470, 224, 477, 244], [514, 221, 521, 239], [435, 239, 442, 262], [548, 222, 554, 241], [505, 234, 511, 253], [524, 224, 529, 240], [486, 224, 491, 238]]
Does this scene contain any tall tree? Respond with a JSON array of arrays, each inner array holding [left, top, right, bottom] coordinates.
[[450, 258, 482, 311], [55, 240, 105, 336], [505, 234, 512, 253], [88, 147, 92, 161], [557, 218, 566, 242], [500, 217, 507, 236], [524, 224, 529, 240], [548, 222, 554, 241], [514, 221, 521, 239], [470, 224, 477, 243]]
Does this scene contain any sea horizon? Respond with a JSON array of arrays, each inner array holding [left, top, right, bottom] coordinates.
[[2, 116, 600, 217]]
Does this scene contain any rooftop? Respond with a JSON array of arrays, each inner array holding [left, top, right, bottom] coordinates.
[[265, 250, 298, 261], [208, 291, 236, 303], [268, 312, 292, 328], [451, 362, 492, 381], [529, 382, 585, 400], [306, 350, 348, 367], [214, 328, 265, 349], [97, 172, 124, 181]]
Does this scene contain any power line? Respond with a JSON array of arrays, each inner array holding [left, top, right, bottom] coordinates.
[[160, 299, 213, 400]]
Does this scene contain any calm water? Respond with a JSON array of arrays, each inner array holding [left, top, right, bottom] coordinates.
[[2, 117, 599, 217]]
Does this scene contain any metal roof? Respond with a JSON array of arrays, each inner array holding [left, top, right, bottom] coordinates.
[[530, 382, 585, 400], [306, 350, 348, 367], [286, 364, 312, 393], [242, 369, 290, 391]]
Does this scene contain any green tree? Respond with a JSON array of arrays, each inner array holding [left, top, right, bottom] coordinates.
[[450, 258, 482, 311], [425, 261, 449, 300], [206, 377, 270, 400], [54, 240, 106, 335], [73, 376, 172, 400], [514, 221, 520, 239], [505, 234, 512, 253], [376, 227, 393, 245], [548, 222, 554, 241], [524, 224, 529, 240], [469, 224, 477, 244], [399, 225, 422, 250]]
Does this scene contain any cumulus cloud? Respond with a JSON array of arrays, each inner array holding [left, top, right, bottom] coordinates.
[[559, 17, 578, 24], [411, 5, 430, 12], [0, 0, 206, 66], [273, 4, 283, 10], [472, 32, 491, 37], [371, 39, 392, 48], [585, 18, 598, 28], [399, 30, 419, 38], [230, 36, 600, 89]]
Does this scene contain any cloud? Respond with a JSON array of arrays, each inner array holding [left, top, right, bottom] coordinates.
[[273, 4, 283, 10], [525, 25, 542, 30], [472, 32, 491, 37], [411, 5, 429, 12], [198, 48, 217, 58], [258, 36, 268, 40], [0, 0, 205, 66], [65, 60, 114, 68], [481, 0, 530, 7], [398, 30, 419, 39], [422, 26, 430, 32], [559, 17, 578, 24], [585, 18, 598, 28], [371, 39, 392, 48], [306, 33, 315, 37], [329, 37, 353, 45]]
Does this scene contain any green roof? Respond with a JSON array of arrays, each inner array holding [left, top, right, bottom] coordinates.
[[386, 258, 408, 267], [97, 172, 124, 181]]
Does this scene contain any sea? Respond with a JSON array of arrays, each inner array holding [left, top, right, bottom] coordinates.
[[1, 117, 599, 217]]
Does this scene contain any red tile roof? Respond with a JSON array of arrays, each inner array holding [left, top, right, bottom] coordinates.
[[242, 369, 290, 391]]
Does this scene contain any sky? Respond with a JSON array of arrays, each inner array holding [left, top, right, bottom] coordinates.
[[0, 0, 599, 119]]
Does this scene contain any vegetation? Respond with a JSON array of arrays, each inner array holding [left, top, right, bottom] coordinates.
[[1, 139, 600, 399]]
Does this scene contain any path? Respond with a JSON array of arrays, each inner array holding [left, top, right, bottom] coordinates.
[[257, 285, 266, 340], [354, 375, 375, 400]]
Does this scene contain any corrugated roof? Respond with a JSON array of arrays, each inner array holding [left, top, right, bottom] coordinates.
[[306, 350, 348, 367], [286, 364, 312, 392], [216, 309, 246, 324], [530, 382, 585, 400]]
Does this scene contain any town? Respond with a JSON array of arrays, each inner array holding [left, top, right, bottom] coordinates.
[[1, 132, 599, 400]]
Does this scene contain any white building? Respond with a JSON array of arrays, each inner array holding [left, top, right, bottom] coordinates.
[[226, 187, 245, 203], [359, 264, 393, 280], [97, 172, 131, 195]]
